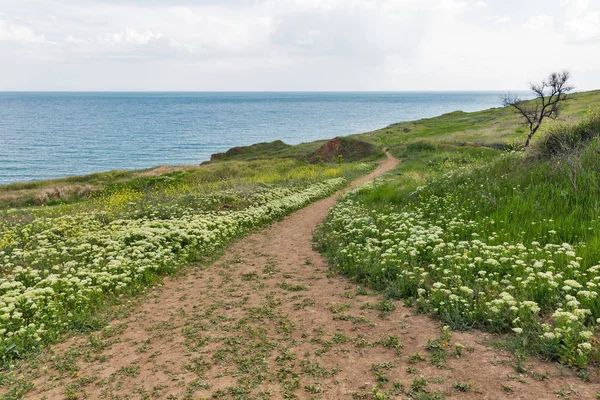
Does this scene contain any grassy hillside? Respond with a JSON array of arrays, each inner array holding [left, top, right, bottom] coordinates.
[[355, 89, 600, 156], [0, 152, 344, 209], [341, 89, 600, 203], [317, 107, 600, 369], [207, 139, 328, 162]]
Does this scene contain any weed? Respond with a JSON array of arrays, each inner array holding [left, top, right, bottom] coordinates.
[[332, 333, 349, 344], [119, 364, 140, 377], [300, 360, 331, 378], [555, 385, 579, 399], [410, 376, 429, 393], [452, 381, 472, 392], [280, 282, 308, 292], [293, 298, 315, 310], [408, 353, 426, 364]]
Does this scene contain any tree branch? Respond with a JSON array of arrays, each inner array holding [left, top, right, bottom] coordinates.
[[501, 70, 573, 147]]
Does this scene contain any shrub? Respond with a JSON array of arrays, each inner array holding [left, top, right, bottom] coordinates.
[[535, 108, 600, 158], [406, 141, 436, 153]]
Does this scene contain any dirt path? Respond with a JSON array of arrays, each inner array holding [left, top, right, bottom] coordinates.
[[24, 153, 599, 400]]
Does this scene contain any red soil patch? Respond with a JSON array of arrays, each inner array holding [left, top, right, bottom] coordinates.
[[311, 137, 379, 163]]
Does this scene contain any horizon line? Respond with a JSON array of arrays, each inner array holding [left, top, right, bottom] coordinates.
[[0, 89, 540, 93]]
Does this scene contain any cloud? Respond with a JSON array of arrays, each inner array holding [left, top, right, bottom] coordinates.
[[564, 0, 589, 15], [489, 15, 510, 24], [267, 0, 436, 63], [0, 0, 599, 90], [164, 6, 274, 56], [65, 35, 87, 45], [92, 27, 187, 59], [99, 27, 165, 46], [560, 0, 600, 43], [524, 14, 554, 30], [565, 11, 600, 42], [0, 16, 46, 43]]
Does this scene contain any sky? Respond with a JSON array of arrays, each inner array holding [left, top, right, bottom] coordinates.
[[0, 0, 599, 91]]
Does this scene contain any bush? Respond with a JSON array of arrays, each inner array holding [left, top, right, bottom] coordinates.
[[406, 141, 436, 153], [535, 108, 600, 158]]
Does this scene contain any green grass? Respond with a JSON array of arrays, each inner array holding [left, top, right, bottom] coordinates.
[[0, 158, 372, 217], [316, 110, 600, 369], [208, 139, 328, 162]]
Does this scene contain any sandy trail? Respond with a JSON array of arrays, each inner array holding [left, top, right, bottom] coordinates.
[[26, 152, 598, 399]]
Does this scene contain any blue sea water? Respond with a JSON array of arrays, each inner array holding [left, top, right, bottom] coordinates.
[[0, 92, 509, 185]]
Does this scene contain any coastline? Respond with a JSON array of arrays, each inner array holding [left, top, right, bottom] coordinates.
[[0, 91, 522, 186]]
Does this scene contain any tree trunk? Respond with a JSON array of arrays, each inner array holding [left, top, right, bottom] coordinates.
[[524, 125, 540, 147]]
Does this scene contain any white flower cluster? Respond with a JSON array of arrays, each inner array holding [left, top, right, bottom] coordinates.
[[320, 180, 599, 367], [0, 178, 346, 362]]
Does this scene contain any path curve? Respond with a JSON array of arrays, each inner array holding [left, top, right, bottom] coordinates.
[[26, 152, 598, 399]]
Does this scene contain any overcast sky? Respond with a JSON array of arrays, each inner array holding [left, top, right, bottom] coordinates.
[[0, 0, 598, 91]]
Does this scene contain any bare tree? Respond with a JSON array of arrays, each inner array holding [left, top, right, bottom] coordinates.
[[502, 70, 574, 147]]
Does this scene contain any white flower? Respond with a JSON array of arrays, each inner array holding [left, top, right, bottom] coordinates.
[[564, 280, 583, 289], [578, 342, 592, 352], [580, 331, 593, 339], [543, 332, 556, 340]]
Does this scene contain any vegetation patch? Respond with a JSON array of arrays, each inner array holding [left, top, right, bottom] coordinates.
[[0, 160, 374, 365], [316, 111, 600, 369], [209, 140, 292, 161]]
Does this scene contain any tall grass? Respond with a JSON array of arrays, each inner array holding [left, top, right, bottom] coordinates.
[[535, 108, 600, 158]]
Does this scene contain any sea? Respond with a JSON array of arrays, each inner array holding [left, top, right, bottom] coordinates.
[[0, 92, 510, 185]]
